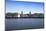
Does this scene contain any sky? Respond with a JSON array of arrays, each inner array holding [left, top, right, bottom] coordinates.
[[6, 0, 44, 14]]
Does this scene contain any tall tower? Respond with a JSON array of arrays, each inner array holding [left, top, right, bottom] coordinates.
[[20, 11, 23, 17], [29, 11, 31, 17], [21, 11, 23, 14], [29, 11, 31, 14]]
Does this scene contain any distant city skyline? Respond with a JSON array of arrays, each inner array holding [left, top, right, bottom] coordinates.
[[6, 0, 44, 14]]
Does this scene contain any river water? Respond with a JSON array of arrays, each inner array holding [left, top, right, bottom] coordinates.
[[5, 18, 44, 30]]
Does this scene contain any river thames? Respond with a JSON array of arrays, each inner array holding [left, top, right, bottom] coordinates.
[[5, 18, 44, 31]]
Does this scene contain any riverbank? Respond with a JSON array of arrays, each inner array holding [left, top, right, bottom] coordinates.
[[5, 17, 44, 19]]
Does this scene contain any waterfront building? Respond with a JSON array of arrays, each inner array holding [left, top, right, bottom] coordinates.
[[18, 14, 20, 17]]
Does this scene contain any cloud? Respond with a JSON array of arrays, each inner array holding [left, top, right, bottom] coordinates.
[[11, 0, 44, 2]]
